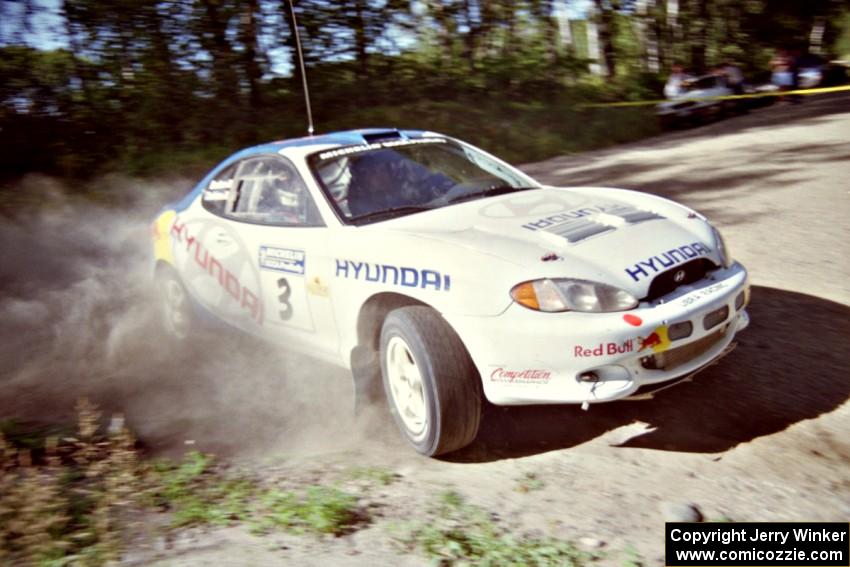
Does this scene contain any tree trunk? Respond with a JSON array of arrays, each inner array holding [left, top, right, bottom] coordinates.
[[592, 0, 616, 77], [240, 0, 262, 109]]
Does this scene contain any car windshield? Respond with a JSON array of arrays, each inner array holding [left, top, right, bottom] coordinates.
[[308, 138, 539, 224]]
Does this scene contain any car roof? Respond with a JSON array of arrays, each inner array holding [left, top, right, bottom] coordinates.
[[169, 128, 437, 213], [230, 128, 433, 160]]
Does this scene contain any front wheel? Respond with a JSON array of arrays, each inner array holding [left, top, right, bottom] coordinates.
[[380, 306, 481, 456]]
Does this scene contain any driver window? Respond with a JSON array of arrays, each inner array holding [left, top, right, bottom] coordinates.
[[227, 157, 323, 227]]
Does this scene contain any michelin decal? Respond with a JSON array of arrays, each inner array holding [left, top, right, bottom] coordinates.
[[259, 246, 306, 275]]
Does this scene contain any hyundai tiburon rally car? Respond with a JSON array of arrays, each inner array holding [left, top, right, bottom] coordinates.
[[151, 128, 750, 456]]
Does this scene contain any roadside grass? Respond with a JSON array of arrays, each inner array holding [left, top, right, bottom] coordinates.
[[2, 402, 597, 566], [394, 490, 596, 566], [144, 451, 256, 528], [514, 471, 546, 493], [250, 486, 364, 536], [346, 465, 400, 487], [0, 400, 365, 565], [0, 399, 139, 566], [620, 545, 644, 567]]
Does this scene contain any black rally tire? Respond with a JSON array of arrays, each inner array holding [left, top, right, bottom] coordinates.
[[379, 306, 482, 456]]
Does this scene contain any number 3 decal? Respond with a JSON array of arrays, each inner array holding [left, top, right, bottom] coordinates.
[[277, 277, 293, 320]]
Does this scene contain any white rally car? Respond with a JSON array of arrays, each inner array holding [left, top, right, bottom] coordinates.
[[151, 128, 750, 456]]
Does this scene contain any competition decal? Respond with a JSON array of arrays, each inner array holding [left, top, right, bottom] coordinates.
[[521, 203, 664, 243], [625, 242, 711, 282], [170, 218, 263, 324], [335, 260, 450, 291], [490, 368, 552, 385], [259, 246, 306, 275]]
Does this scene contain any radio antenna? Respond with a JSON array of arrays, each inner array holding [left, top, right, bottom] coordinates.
[[288, 0, 314, 136]]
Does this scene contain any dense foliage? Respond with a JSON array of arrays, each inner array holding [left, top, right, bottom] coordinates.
[[1, 0, 848, 181]]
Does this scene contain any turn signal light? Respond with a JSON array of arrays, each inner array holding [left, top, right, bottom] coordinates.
[[510, 281, 540, 310]]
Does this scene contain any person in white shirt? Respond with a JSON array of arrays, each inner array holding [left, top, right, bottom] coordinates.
[[664, 64, 691, 98]]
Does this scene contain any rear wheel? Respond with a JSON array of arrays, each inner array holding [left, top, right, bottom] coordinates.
[[156, 268, 194, 341], [380, 306, 481, 456]]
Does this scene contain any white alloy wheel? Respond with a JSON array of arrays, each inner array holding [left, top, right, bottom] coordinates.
[[386, 335, 428, 441], [379, 306, 482, 456], [160, 274, 191, 340]]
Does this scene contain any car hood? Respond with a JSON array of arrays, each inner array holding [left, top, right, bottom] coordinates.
[[370, 187, 720, 299]]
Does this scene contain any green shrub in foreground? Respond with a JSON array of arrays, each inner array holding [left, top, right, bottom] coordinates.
[[398, 490, 595, 566]]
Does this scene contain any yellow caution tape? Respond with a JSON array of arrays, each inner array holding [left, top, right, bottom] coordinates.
[[576, 84, 850, 109]]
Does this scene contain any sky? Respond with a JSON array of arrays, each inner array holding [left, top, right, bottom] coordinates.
[[4, 0, 594, 72]]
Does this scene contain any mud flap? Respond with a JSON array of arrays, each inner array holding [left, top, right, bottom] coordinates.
[[350, 345, 384, 415]]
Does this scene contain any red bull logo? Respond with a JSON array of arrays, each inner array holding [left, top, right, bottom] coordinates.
[[639, 333, 662, 350], [574, 339, 635, 357], [637, 326, 671, 353]]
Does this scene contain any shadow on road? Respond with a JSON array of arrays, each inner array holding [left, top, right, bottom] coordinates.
[[448, 285, 850, 463], [522, 93, 850, 228]]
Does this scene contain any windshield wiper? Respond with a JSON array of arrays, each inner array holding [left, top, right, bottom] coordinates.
[[348, 205, 433, 225], [445, 185, 537, 205]]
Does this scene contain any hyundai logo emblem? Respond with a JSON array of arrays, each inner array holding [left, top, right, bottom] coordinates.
[[673, 269, 686, 283]]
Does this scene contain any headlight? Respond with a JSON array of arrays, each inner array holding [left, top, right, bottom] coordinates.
[[711, 226, 733, 268], [510, 278, 638, 313]]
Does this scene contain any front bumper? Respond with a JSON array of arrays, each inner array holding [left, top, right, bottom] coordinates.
[[448, 262, 750, 406]]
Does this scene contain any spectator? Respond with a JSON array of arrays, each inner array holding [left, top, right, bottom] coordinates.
[[770, 48, 794, 95], [721, 59, 745, 95], [664, 64, 691, 98]]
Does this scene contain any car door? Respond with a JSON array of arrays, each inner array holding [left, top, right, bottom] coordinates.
[[212, 155, 341, 358]]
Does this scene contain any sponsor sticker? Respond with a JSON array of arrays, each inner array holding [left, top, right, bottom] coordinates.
[[171, 218, 263, 324], [259, 246, 306, 275], [306, 276, 329, 297], [335, 259, 451, 291], [678, 281, 727, 308], [317, 137, 446, 161], [490, 368, 552, 385], [637, 325, 671, 353], [574, 339, 636, 357], [574, 327, 672, 358], [625, 242, 711, 282]]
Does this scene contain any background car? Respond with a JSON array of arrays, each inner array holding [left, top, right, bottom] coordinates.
[[151, 128, 750, 456], [656, 74, 735, 128]]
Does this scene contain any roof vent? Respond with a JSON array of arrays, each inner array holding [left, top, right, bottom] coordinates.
[[361, 130, 402, 144]]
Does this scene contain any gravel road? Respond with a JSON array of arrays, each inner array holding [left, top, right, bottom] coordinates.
[[2, 93, 848, 566]]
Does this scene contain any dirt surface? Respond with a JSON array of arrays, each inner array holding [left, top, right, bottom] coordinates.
[[2, 94, 849, 565]]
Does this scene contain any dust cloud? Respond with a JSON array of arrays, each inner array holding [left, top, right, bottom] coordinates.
[[0, 174, 380, 459]]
